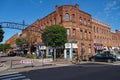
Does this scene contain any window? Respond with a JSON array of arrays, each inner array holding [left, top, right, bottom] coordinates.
[[66, 28, 70, 37], [84, 21, 86, 26], [96, 27, 98, 33], [88, 44, 92, 54], [88, 20, 90, 26], [72, 14, 75, 22], [81, 43, 85, 54], [84, 30, 87, 39], [80, 29, 83, 39], [59, 15, 62, 23], [65, 13, 69, 21], [84, 18, 86, 26], [73, 28, 76, 36], [80, 17, 82, 25], [88, 32, 91, 40], [53, 18, 56, 25]]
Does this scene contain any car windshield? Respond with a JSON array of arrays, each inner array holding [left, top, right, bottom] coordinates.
[[96, 54, 102, 57]]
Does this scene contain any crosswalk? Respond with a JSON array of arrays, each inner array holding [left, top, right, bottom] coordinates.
[[0, 72, 31, 80]]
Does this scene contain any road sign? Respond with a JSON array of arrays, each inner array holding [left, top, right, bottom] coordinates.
[[20, 59, 33, 64]]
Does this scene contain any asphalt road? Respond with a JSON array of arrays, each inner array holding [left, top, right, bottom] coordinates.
[[20, 63, 120, 80]]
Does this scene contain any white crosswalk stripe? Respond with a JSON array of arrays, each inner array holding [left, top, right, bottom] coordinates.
[[0, 72, 31, 80]]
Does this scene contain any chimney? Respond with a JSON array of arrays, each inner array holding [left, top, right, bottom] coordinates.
[[75, 4, 79, 9]]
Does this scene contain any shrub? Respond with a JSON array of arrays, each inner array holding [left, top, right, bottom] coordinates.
[[27, 54, 36, 59]]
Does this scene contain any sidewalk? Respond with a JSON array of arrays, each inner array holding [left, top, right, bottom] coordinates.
[[0, 57, 74, 72], [0, 56, 89, 73], [0, 63, 9, 72]]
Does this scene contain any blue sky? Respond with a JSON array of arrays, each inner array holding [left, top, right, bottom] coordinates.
[[0, 0, 120, 43]]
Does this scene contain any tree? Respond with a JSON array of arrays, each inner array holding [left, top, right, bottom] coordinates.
[[42, 25, 67, 47], [42, 25, 68, 60], [16, 37, 28, 48], [0, 25, 4, 42], [0, 44, 11, 52]]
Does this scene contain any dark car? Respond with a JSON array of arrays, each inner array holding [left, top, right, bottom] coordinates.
[[89, 53, 116, 63]]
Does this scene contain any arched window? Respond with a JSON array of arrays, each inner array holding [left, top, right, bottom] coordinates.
[[65, 13, 69, 21]]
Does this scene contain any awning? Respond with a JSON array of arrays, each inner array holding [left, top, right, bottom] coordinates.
[[94, 43, 103, 50], [103, 44, 112, 46]]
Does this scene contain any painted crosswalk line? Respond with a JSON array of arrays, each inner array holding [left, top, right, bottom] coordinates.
[[0, 72, 31, 80]]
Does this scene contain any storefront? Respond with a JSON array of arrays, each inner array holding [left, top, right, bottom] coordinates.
[[64, 43, 78, 60], [94, 43, 103, 53], [103, 44, 112, 52]]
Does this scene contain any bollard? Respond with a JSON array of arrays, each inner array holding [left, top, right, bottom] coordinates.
[[10, 60, 12, 69], [31, 60, 34, 67]]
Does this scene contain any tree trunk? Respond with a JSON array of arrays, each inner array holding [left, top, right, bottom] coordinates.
[[54, 47, 56, 61]]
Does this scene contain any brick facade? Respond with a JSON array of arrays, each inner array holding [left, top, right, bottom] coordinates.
[[6, 4, 120, 58], [5, 33, 19, 48]]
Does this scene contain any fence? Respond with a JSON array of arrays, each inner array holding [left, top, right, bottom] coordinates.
[[10, 58, 54, 69]]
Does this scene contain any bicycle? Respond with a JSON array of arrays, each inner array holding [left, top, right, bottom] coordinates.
[[71, 55, 81, 64]]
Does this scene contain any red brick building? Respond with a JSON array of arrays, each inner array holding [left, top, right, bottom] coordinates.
[[6, 4, 120, 59], [92, 18, 111, 53], [22, 4, 94, 60], [111, 30, 120, 53], [5, 33, 19, 48]]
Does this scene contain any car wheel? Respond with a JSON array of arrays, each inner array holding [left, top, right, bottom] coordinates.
[[91, 58, 95, 62], [107, 59, 112, 63]]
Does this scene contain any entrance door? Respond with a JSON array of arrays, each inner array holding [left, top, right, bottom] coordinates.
[[66, 49, 70, 59]]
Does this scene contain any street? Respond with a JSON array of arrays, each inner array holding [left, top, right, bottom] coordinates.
[[21, 63, 120, 80], [1, 56, 120, 80], [1, 63, 120, 80]]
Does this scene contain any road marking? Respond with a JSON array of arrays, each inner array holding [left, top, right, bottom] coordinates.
[[22, 78, 31, 80], [0, 73, 22, 79], [0, 72, 18, 76], [0, 72, 31, 80], [2, 76, 26, 80]]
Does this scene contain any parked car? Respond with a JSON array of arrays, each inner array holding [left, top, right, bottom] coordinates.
[[89, 53, 116, 63], [115, 53, 120, 61]]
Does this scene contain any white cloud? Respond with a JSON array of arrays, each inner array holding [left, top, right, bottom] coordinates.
[[104, 0, 117, 11], [104, 0, 120, 17], [30, 0, 43, 7]]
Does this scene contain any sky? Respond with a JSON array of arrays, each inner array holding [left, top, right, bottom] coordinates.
[[0, 0, 120, 43]]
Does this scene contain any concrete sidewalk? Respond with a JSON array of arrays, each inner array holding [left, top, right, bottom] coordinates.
[[0, 63, 9, 71], [0, 57, 75, 72]]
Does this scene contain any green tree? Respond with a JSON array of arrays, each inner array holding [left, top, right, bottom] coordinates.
[[0, 44, 11, 51], [42, 25, 67, 47], [16, 37, 28, 48], [0, 25, 4, 42], [42, 25, 67, 60]]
